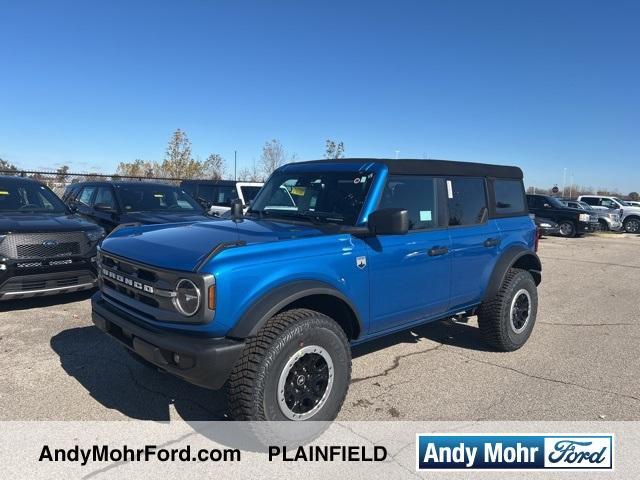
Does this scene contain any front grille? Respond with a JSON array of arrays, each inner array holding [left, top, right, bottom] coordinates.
[[0, 232, 90, 259], [98, 252, 211, 324]]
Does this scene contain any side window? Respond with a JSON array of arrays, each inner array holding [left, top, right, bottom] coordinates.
[[447, 177, 487, 226], [94, 187, 116, 209], [77, 187, 96, 206], [493, 179, 526, 215], [581, 197, 599, 206], [600, 198, 617, 208], [379, 175, 439, 230]]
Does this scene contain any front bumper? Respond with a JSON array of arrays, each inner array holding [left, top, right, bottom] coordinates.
[[0, 257, 97, 300], [91, 291, 245, 390]]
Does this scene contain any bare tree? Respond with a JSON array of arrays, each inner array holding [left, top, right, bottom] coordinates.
[[203, 154, 227, 180], [324, 139, 345, 159], [259, 139, 295, 178], [0, 158, 18, 175], [628, 192, 639, 201]]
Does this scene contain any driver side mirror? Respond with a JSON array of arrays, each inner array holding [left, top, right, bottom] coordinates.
[[543, 203, 551, 208], [230, 198, 244, 220], [368, 208, 409, 235]]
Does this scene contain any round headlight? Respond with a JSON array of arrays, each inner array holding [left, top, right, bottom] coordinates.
[[173, 279, 201, 316]]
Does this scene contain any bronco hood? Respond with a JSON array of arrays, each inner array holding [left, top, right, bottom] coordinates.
[[100, 219, 325, 271]]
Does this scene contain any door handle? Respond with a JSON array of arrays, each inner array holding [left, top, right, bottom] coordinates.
[[484, 237, 501, 247], [428, 246, 449, 256]]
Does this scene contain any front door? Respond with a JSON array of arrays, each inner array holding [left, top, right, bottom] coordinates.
[[367, 175, 451, 333]]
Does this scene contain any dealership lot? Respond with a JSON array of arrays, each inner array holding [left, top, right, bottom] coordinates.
[[0, 234, 638, 421]]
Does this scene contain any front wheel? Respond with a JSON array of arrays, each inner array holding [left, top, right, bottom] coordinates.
[[598, 219, 609, 231], [477, 268, 538, 351], [623, 217, 640, 233], [558, 220, 576, 237], [227, 308, 351, 421]]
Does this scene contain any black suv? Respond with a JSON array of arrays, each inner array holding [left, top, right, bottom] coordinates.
[[526, 194, 596, 237], [0, 176, 104, 300], [63, 181, 210, 232]]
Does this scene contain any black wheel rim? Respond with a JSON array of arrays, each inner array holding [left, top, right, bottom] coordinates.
[[278, 345, 334, 420], [510, 289, 531, 333]]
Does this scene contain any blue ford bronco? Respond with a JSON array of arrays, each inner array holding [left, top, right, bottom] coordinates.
[[92, 158, 541, 421]]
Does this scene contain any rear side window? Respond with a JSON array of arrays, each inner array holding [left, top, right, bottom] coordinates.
[[379, 175, 439, 230], [493, 179, 526, 215], [447, 177, 487, 226], [77, 187, 96, 206], [94, 187, 116, 209], [581, 197, 599, 206]]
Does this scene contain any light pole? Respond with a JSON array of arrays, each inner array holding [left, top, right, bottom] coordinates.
[[234, 150, 237, 181], [395, 150, 400, 160], [562, 168, 567, 197]]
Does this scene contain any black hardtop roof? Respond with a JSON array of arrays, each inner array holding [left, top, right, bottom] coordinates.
[[181, 179, 237, 186], [295, 158, 523, 179], [72, 180, 182, 188]]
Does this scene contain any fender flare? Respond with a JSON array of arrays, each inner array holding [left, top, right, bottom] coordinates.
[[484, 246, 542, 301], [228, 280, 364, 339]]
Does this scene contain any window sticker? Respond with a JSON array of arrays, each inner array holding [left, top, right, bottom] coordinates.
[[291, 186, 306, 196], [420, 210, 432, 221], [446, 180, 453, 199]]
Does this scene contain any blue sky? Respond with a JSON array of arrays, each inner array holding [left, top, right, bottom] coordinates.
[[1, 0, 639, 192]]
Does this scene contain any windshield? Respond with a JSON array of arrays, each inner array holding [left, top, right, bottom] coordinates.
[[250, 170, 375, 225], [548, 197, 566, 208], [239, 185, 262, 203], [115, 184, 202, 212], [0, 179, 67, 213]]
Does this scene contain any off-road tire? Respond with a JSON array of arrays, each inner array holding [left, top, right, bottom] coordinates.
[[227, 308, 351, 421], [558, 220, 576, 237], [477, 268, 538, 352]]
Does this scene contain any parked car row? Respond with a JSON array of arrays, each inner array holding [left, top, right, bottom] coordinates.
[[526, 192, 639, 237]]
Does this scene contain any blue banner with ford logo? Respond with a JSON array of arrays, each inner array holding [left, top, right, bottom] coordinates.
[[416, 434, 613, 471]]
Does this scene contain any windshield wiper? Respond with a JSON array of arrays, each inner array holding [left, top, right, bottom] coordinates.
[[258, 210, 344, 225]]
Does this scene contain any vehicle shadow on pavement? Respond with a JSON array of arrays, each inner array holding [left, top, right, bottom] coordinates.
[[352, 318, 493, 359], [0, 289, 96, 312], [50, 326, 228, 421]]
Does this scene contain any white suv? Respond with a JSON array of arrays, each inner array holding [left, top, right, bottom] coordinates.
[[578, 195, 640, 233]]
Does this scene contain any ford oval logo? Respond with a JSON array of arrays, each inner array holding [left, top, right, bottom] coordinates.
[[42, 240, 59, 247]]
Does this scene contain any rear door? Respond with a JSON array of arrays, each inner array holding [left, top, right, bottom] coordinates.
[[367, 175, 451, 333], [446, 177, 501, 309]]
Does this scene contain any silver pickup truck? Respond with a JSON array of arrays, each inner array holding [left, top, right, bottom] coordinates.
[[578, 195, 640, 233], [563, 199, 622, 231]]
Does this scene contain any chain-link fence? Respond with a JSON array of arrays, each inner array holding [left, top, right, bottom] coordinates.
[[0, 170, 187, 198]]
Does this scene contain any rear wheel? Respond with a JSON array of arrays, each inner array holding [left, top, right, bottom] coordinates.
[[227, 308, 351, 421], [477, 268, 538, 351], [558, 220, 575, 237], [623, 217, 640, 233]]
